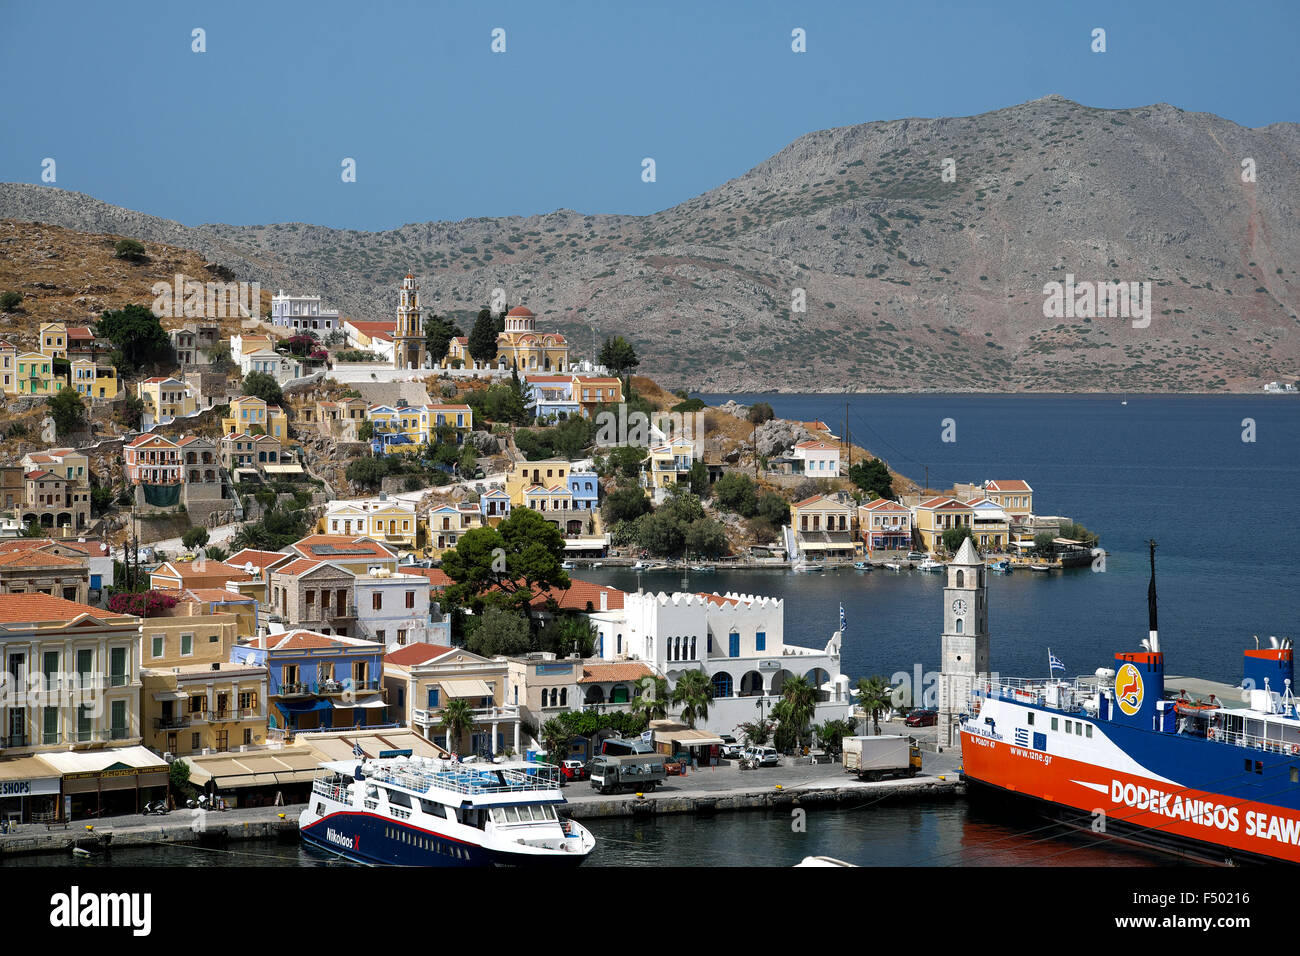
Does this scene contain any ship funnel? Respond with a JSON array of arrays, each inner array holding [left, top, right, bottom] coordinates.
[[1270, 636, 1280, 649], [1146, 539, 1159, 654]]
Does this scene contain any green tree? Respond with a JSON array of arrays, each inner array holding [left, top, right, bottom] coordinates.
[[423, 313, 462, 364], [0, 290, 22, 312], [540, 717, 570, 765], [942, 525, 973, 554], [848, 458, 894, 499], [357, 421, 374, 441], [467, 311, 499, 366], [747, 402, 775, 424], [713, 472, 758, 517], [855, 675, 892, 735], [168, 758, 194, 803], [756, 492, 789, 526], [776, 675, 818, 749], [598, 335, 640, 378], [466, 605, 533, 657], [542, 614, 595, 657], [96, 304, 172, 373], [604, 445, 646, 484], [813, 718, 856, 756], [120, 393, 145, 430], [345, 456, 387, 492], [440, 698, 476, 756], [687, 460, 709, 496], [181, 527, 209, 551], [241, 371, 284, 407], [671, 669, 712, 729], [114, 238, 147, 262], [631, 675, 670, 722], [47, 388, 85, 437], [204, 341, 233, 372], [602, 487, 651, 525], [684, 517, 729, 558], [738, 719, 774, 747], [441, 508, 570, 610], [1033, 531, 1056, 554]]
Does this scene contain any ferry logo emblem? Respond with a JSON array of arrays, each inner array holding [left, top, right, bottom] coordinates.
[[1116, 663, 1144, 716]]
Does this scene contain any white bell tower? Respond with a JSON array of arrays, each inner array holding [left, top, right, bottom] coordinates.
[[937, 537, 990, 748]]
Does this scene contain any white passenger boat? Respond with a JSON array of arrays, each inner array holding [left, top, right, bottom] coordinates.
[[884, 562, 904, 571], [299, 756, 595, 867], [916, 558, 945, 572]]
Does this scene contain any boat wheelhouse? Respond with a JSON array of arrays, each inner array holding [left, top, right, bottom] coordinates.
[[299, 755, 595, 866]]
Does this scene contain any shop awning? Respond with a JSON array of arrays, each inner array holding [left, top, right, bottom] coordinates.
[[0, 756, 62, 795], [442, 679, 492, 698], [275, 699, 333, 715], [658, 730, 725, 747], [152, 690, 189, 702], [331, 699, 388, 709]]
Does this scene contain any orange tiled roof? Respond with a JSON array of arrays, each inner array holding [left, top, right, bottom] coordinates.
[[226, 549, 292, 573], [578, 662, 654, 684], [399, 567, 454, 588], [185, 588, 253, 603], [985, 480, 1032, 492], [288, 536, 398, 561], [0, 549, 85, 569], [153, 560, 254, 581], [385, 643, 453, 667], [528, 579, 625, 613], [0, 594, 130, 624]]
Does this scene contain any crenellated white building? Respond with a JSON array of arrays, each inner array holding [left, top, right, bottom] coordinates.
[[587, 589, 850, 736]]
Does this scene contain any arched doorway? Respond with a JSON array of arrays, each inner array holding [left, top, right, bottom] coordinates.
[[739, 671, 764, 697], [711, 671, 734, 699]]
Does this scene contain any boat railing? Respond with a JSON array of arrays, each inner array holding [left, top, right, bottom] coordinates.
[[976, 676, 1094, 713], [365, 762, 562, 796], [1202, 725, 1300, 755]]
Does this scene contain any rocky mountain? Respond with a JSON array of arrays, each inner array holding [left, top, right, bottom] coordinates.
[[3, 95, 1297, 392]]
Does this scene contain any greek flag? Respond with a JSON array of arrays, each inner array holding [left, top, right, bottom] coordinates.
[[839, 603, 847, 635], [353, 741, 364, 758], [1014, 727, 1030, 747], [1048, 651, 1064, 673]]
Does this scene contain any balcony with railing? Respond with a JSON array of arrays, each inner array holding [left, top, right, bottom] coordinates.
[[154, 715, 192, 731], [276, 678, 382, 698], [412, 703, 520, 727]]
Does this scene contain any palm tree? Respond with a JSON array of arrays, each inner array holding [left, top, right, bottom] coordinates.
[[671, 669, 712, 729], [778, 675, 817, 749], [631, 675, 669, 721], [439, 698, 475, 756], [539, 716, 570, 766], [738, 719, 773, 747], [813, 718, 854, 756], [855, 675, 893, 735]]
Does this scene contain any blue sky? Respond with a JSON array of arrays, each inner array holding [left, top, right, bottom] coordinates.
[[2, 0, 1296, 230]]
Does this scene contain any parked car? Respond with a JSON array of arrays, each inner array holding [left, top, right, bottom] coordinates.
[[742, 746, 780, 767], [663, 755, 686, 776], [721, 741, 744, 760], [906, 551, 927, 562], [561, 759, 588, 781], [904, 708, 938, 727]]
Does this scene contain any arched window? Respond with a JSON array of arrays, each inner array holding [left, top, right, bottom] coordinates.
[[616, 633, 622, 655], [956, 618, 964, 634], [711, 672, 733, 699], [690, 636, 697, 659], [956, 570, 965, 588], [559, 688, 567, 707]]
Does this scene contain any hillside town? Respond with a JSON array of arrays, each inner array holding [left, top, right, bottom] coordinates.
[[0, 269, 1098, 827]]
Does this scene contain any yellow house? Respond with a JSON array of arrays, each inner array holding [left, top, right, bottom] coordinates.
[[71, 359, 118, 399], [789, 493, 857, 562], [138, 376, 198, 424], [424, 503, 482, 554], [16, 351, 61, 395], [139, 614, 267, 756], [505, 459, 570, 505], [640, 436, 695, 498], [982, 480, 1034, 521], [323, 497, 420, 548], [223, 395, 289, 443], [0, 340, 17, 394], [22, 448, 90, 487], [384, 644, 521, 756], [912, 496, 975, 554], [38, 322, 67, 359]]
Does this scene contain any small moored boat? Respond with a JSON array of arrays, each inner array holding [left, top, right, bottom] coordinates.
[[917, 558, 944, 572], [989, 559, 1012, 574], [853, 561, 871, 571]]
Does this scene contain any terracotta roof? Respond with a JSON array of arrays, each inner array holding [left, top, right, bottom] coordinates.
[[0, 539, 95, 556], [0, 549, 85, 569], [0, 594, 130, 625], [792, 493, 849, 509], [24, 469, 61, 481], [153, 560, 254, 581], [185, 588, 253, 603], [262, 629, 375, 651], [226, 549, 292, 573], [24, 454, 54, 464], [861, 499, 910, 513], [385, 643, 453, 667], [349, 320, 397, 334], [289, 535, 398, 561], [399, 567, 454, 588], [985, 480, 1033, 493], [578, 662, 654, 684], [271, 557, 326, 577], [528, 579, 625, 613], [794, 440, 837, 452], [506, 306, 534, 317]]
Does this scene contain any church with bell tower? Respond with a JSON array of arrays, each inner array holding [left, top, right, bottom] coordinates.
[[393, 272, 425, 370], [937, 537, 991, 748]]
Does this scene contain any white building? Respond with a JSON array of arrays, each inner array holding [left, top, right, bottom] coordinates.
[[587, 589, 850, 736], [352, 567, 433, 652], [271, 291, 340, 333], [240, 347, 308, 385], [792, 439, 840, 477]]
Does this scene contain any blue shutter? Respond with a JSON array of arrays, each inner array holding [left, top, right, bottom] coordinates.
[[728, 633, 739, 658]]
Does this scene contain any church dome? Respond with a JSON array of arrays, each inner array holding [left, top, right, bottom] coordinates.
[[506, 306, 534, 318]]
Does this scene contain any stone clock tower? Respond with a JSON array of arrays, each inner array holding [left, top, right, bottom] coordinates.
[[393, 272, 425, 370], [937, 537, 990, 748]]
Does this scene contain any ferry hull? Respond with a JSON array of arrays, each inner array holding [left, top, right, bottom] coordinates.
[[962, 729, 1300, 865], [301, 811, 590, 868]]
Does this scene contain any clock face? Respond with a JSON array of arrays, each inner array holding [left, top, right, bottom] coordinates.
[[952, 599, 968, 615]]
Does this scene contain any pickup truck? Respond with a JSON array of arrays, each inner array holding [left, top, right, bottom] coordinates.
[[587, 753, 667, 794], [842, 735, 922, 781]]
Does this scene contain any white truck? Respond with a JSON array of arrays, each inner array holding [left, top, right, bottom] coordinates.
[[842, 735, 922, 781]]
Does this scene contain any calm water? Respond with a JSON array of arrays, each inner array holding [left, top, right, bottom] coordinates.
[[0, 804, 1165, 868]]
